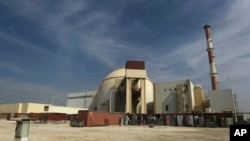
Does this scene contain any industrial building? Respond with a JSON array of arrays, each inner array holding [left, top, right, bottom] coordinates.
[[65, 60, 235, 116]]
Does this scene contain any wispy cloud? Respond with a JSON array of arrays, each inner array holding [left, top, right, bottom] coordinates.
[[0, 78, 68, 105], [0, 62, 26, 74], [0, 31, 53, 56], [2, 1, 128, 69], [144, 0, 250, 111]]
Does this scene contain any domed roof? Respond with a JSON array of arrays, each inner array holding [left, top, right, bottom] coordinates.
[[103, 68, 125, 81]]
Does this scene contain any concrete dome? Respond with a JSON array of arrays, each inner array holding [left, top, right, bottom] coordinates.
[[103, 68, 125, 81], [96, 68, 154, 113]]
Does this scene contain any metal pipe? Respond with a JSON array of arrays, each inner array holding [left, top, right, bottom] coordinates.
[[109, 90, 116, 113]]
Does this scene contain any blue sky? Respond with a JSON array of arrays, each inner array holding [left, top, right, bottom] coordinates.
[[0, 0, 249, 112]]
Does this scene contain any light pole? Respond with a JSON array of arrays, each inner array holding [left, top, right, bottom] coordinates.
[[51, 95, 61, 112], [109, 90, 116, 113], [83, 90, 88, 108], [227, 77, 237, 123], [227, 77, 232, 89]]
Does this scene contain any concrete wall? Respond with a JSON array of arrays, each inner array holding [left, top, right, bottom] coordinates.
[[0, 103, 22, 113], [126, 69, 146, 78], [154, 82, 178, 114], [0, 103, 86, 114], [208, 89, 236, 113], [67, 91, 97, 110], [145, 79, 154, 112], [154, 79, 195, 114], [51, 106, 86, 114], [194, 86, 204, 111]]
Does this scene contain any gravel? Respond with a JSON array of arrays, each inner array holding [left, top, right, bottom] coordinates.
[[0, 120, 229, 141]]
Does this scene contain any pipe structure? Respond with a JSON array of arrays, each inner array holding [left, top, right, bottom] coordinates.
[[203, 24, 219, 90]]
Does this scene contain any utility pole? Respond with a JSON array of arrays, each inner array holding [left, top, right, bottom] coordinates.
[[51, 95, 61, 112], [227, 77, 237, 123]]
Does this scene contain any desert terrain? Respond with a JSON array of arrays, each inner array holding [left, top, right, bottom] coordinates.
[[0, 120, 229, 141]]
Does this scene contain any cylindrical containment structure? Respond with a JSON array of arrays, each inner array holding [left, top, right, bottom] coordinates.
[[96, 68, 154, 113], [203, 24, 219, 90]]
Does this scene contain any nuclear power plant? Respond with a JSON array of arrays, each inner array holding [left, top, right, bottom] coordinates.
[[67, 25, 236, 115], [0, 25, 241, 127]]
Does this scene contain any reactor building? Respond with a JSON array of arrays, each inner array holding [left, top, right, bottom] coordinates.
[[68, 61, 154, 114], [67, 60, 209, 114]]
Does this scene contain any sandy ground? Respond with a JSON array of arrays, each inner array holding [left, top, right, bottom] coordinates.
[[0, 120, 229, 141]]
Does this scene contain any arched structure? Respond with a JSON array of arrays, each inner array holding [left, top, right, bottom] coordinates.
[[96, 65, 154, 114]]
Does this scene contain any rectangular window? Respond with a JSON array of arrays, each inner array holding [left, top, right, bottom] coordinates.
[[165, 105, 169, 111], [44, 106, 49, 111]]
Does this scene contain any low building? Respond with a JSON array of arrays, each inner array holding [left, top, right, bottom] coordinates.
[[0, 103, 86, 114]]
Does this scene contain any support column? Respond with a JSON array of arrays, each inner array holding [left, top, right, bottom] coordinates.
[[140, 79, 146, 114], [126, 78, 132, 113]]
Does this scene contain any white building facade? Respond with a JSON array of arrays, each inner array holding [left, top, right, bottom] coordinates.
[[154, 79, 195, 114], [67, 90, 97, 110]]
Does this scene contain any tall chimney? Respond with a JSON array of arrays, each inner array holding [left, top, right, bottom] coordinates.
[[203, 24, 219, 90]]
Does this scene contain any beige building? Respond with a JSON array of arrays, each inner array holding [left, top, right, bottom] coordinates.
[[193, 85, 205, 111], [0, 103, 86, 114], [154, 79, 195, 114]]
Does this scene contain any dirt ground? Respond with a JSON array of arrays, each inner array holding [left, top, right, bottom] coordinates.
[[0, 120, 229, 141]]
